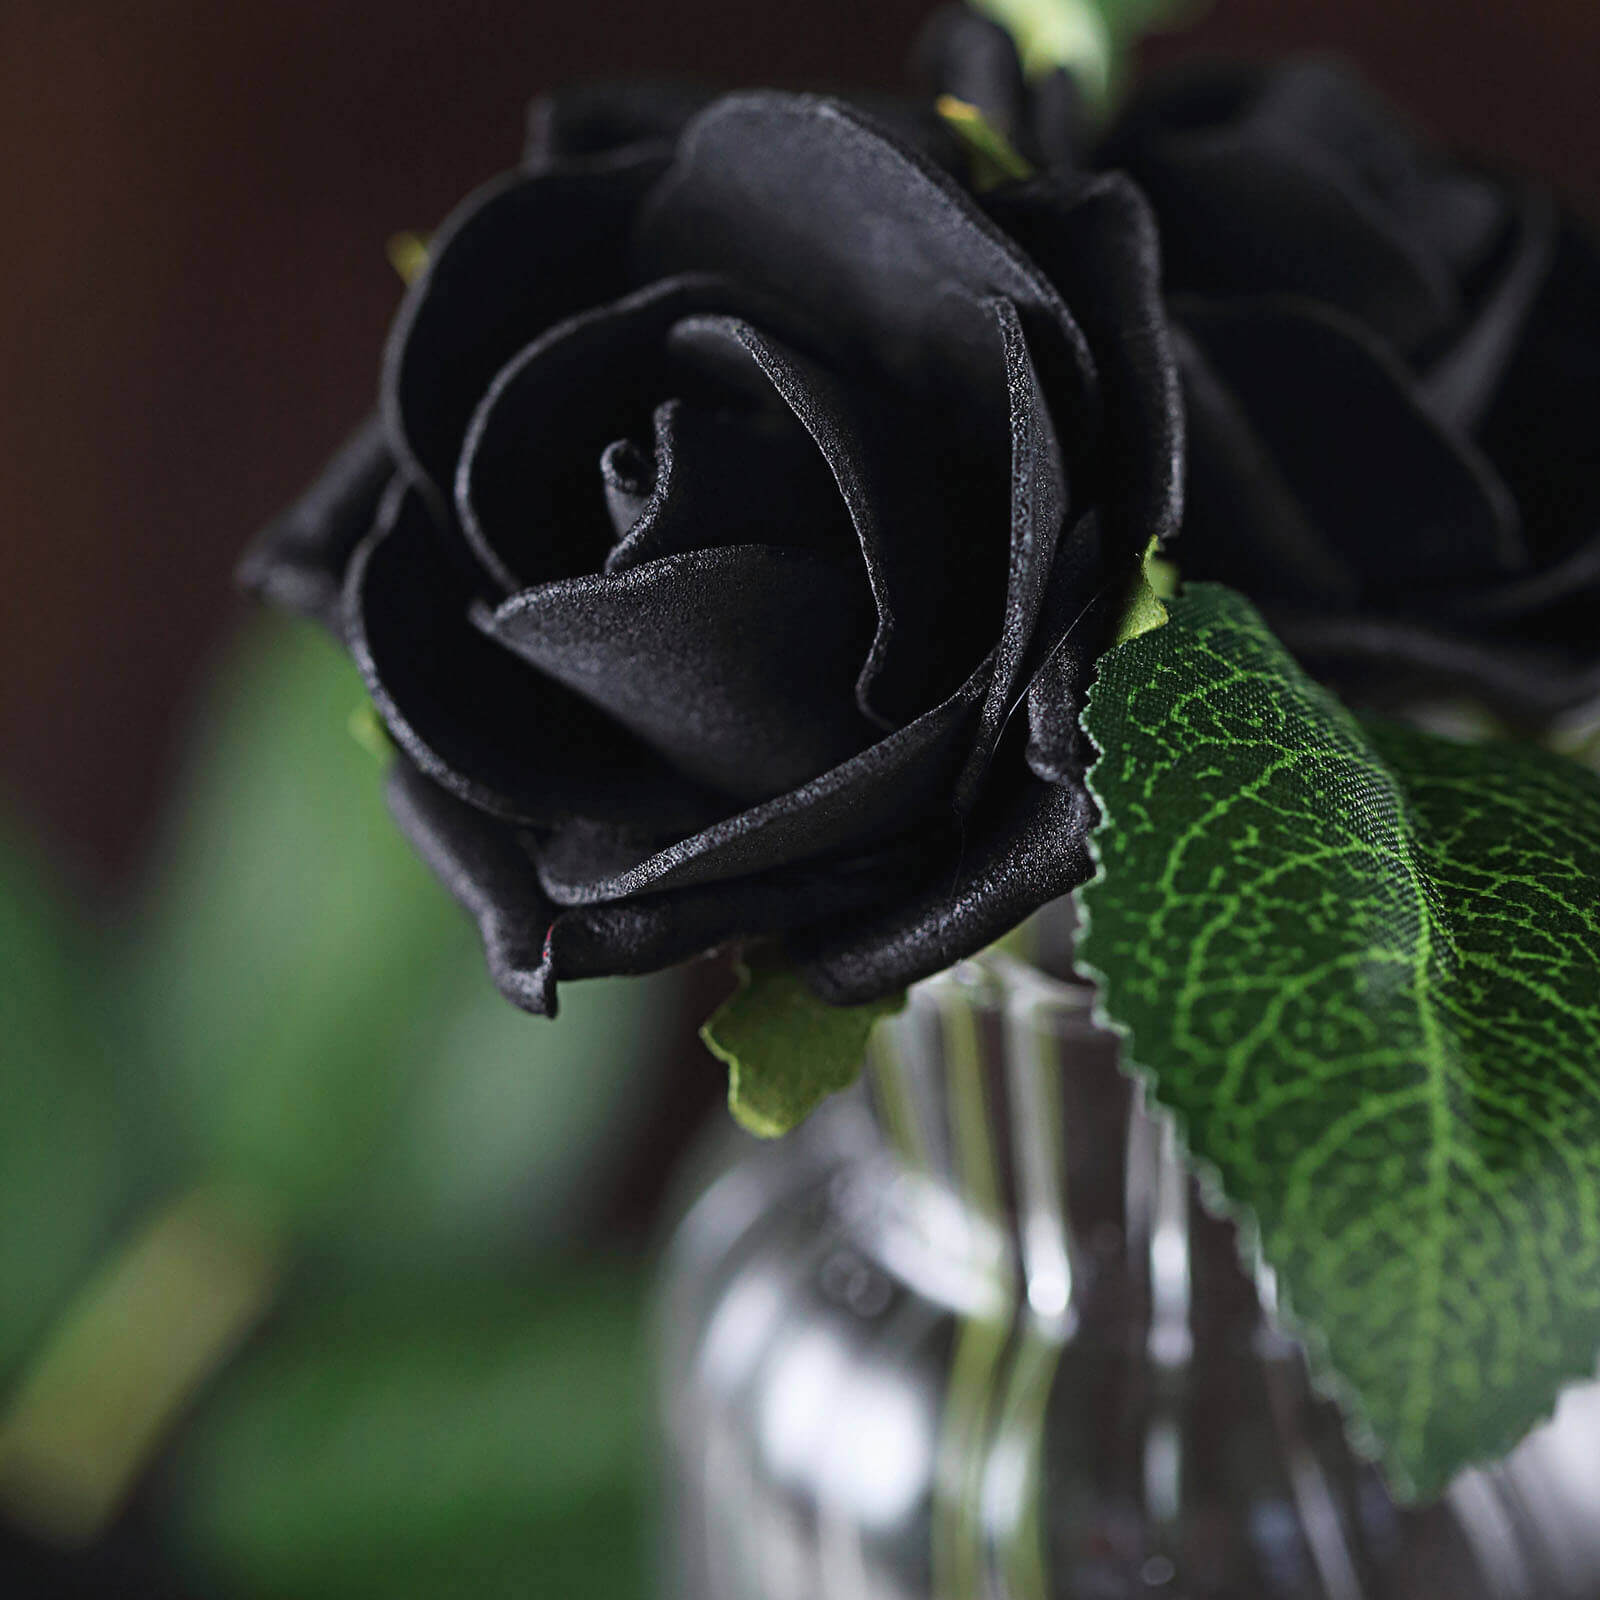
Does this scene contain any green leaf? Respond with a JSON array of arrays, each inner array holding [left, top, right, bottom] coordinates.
[[0, 822, 125, 1375], [1097, 0, 1201, 44], [326, 962, 675, 1264], [702, 957, 904, 1138], [1079, 583, 1600, 1500], [124, 620, 454, 1216], [125, 619, 666, 1249], [171, 1267, 649, 1600]]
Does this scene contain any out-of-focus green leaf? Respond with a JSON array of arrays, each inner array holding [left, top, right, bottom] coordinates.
[[126, 619, 665, 1250], [126, 621, 451, 1217], [0, 823, 123, 1374], [1097, 0, 1199, 45], [172, 1267, 649, 1600], [326, 961, 676, 1264]]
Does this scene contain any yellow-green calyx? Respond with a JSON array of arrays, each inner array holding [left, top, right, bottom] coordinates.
[[1112, 538, 1176, 648], [935, 95, 1036, 192]]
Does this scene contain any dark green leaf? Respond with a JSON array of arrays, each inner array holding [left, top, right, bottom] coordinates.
[[1079, 583, 1600, 1499], [0, 822, 124, 1373], [126, 619, 666, 1249], [1096, 0, 1202, 45], [328, 960, 675, 1263], [702, 956, 903, 1138], [172, 1267, 649, 1600]]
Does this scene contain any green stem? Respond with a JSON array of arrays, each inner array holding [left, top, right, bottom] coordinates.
[[0, 1185, 283, 1545]]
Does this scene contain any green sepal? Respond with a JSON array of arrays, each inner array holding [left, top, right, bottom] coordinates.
[[702, 954, 906, 1138], [1111, 536, 1172, 648], [935, 94, 1036, 191]]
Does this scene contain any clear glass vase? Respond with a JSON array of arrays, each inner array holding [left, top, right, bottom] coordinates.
[[657, 931, 1600, 1599]]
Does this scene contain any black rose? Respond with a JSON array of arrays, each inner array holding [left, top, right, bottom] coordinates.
[[241, 88, 1181, 1014], [1101, 59, 1600, 728]]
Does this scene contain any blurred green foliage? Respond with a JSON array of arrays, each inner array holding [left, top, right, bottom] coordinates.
[[175, 1270, 650, 1600], [125, 622, 672, 1254], [0, 833, 126, 1376], [0, 617, 674, 1597]]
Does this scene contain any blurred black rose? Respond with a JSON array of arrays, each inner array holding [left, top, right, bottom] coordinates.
[[1102, 59, 1600, 726], [241, 87, 1181, 1014]]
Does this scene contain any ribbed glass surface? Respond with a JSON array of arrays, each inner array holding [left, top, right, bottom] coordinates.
[[658, 941, 1600, 1599]]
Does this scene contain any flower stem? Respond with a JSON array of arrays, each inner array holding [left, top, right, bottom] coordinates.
[[0, 1185, 282, 1545]]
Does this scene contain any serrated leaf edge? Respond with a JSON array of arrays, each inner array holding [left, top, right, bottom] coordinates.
[[1070, 582, 1600, 1503]]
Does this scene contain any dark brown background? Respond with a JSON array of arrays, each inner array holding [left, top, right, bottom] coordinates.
[[3, 0, 1596, 890]]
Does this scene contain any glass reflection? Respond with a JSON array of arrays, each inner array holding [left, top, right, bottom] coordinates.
[[660, 949, 1600, 1599]]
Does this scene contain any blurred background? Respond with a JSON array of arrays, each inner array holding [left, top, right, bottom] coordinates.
[[1, 1, 1597, 1594]]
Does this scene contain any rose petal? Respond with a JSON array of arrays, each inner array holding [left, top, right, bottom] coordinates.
[[385, 758, 557, 1014], [1176, 296, 1525, 595], [1294, 516, 1600, 723], [985, 174, 1185, 563], [1266, 610, 1600, 726], [962, 177, 1185, 795], [1176, 324, 1361, 609], [238, 415, 394, 634], [1426, 536, 1600, 629], [665, 311, 1008, 725], [639, 92, 1098, 460], [600, 436, 653, 537], [523, 83, 963, 177], [604, 397, 857, 572], [524, 83, 715, 168], [1102, 60, 1508, 357], [346, 483, 724, 830], [1419, 186, 1556, 433], [388, 758, 926, 1017], [1480, 215, 1600, 562], [542, 836, 929, 993], [953, 295, 1070, 809], [794, 771, 1096, 1005], [454, 273, 740, 593], [381, 147, 666, 510], [530, 666, 990, 906], [1021, 511, 1127, 787], [477, 545, 879, 803]]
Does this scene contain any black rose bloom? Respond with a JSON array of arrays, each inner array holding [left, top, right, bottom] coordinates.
[[1101, 59, 1600, 726], [241, 87, 1181, 1014]]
